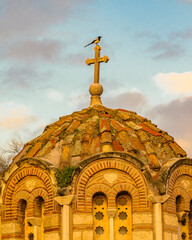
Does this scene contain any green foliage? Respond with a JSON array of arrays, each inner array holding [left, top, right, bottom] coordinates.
[[55, 166, 75, 188]]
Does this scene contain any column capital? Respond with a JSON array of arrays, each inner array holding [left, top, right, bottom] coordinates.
[[54, 195, 75, 206], [148, 194, 170, 204], [107, 209, 116, 218]]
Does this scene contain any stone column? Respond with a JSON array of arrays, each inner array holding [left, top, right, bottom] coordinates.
[[55, 195, 75, 240], [107, 209, 116, 240], [149, 195, 169, 240]]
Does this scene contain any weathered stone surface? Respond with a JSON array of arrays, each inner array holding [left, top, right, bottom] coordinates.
[[44, 214, 60, 228], [101, 132, 112, 144], [164, 232, 172, 240], [73, 213, 93, 225], [132, 230, 153, 240], [126, 121, 142, 130], [163, 213, 178, 227], [44, 232, 60, 240], [11, 105, 186, 174], [82, 230, 93, 240], [163, 232, 178, 240], [2, 222, 22, 234], [112, 140, 123, 151], [73, 231, 81, 240], [133, 212, 152, 224]]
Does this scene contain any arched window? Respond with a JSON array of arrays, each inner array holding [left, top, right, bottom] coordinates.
[[114, 192, 132, 240], [34, 196, 44, 218], [93, 193, 109, 240], [176, 195, 189, 240], [176, 195, 184, 212], [17, 199, 27, 239]]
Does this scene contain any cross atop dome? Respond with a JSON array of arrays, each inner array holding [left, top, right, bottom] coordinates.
[[85, 45, 109, 107]]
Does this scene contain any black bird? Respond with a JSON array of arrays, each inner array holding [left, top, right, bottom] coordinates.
[[84, 36, 102, 47]]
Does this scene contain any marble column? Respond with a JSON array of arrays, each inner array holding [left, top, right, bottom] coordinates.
[[107, 209, 116, 240], [149, 195, 169, 240], [55, 195, 75, 240]]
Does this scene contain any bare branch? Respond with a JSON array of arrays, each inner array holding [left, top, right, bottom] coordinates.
[[0, 134, 25, 171]]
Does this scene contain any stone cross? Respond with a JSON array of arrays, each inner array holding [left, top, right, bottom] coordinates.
[[85, 45, 109, 84], [85, 45, 109, 107]]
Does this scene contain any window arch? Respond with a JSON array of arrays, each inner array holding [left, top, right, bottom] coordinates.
[[176, 195, 185, 212], [17, 199, 27, 239], [114, 191, 132, 240], [93, 192, 109, 240], [176, 195, 189, 240], [34, 196, 44, 218]]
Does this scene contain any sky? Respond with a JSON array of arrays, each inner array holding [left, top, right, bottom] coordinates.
[[0, 0, 192, 157]]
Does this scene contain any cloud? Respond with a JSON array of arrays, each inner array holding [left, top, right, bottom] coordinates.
[[0, 102, 38, 130], [170, 28, 192, 40], [4, 40, 62, 62], [179, 0, 192, 3], [147, 96, 192, 157], [103, 91, 148, 113], [0, 0, 91, 39], [64, 53, 86, 66], [46, 88, 63, 102], [0, 66, 52, 93], [71, 90, 149, 113], [154, 72, 192, 94], [149, 41, 185, 59], [135, 31, 160, 40]]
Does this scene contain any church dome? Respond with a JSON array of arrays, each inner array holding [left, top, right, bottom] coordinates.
[[13, 104, 186, 171], [12, 44, 186, 173]]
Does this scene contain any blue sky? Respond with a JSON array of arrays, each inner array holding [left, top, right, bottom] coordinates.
[[0, 0, 192, 157]]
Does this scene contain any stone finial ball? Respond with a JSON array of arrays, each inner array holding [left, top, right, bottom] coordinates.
[[89, 83, 103, 96]]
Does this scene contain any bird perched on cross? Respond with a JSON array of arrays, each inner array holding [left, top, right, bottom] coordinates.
[[84, 36, 102, 47]]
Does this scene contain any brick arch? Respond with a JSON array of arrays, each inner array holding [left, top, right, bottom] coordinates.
[[75, 159, 148, 211], [29, 188, 49, 217], [3, 166, 55, 219], [85, 184, 112, 210], [112, 183, 140, 209], [11, 191, 30, 219], [84, 181, 140, 211], [166, 187, 190, 213], [166, 165, 192, 213], [167, 165, 192, 195]]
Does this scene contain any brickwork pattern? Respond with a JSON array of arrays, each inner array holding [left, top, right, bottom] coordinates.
[[166, 165, 192, 213], [3, 165, 57, 220], [12, 105, 186, 172], [74, 159, 149, 212]]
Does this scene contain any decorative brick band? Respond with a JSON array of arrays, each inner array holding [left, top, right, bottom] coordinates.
[[75, 159, 148, 211], [3, 165, 56, 220], [166, 165, 192, 213]]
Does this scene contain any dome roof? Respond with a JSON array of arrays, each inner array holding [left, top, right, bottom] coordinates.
[[13, 105, 186, 171]]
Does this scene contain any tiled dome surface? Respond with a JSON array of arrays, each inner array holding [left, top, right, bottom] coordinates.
[[13, 105, 186, 169]]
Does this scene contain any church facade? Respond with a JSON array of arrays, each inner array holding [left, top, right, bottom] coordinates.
[[0, 45, 192, 240]]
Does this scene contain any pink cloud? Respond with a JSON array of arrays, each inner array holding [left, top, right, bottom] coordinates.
[[154, 72, 192, 94], [0, 102, 38, 130]]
